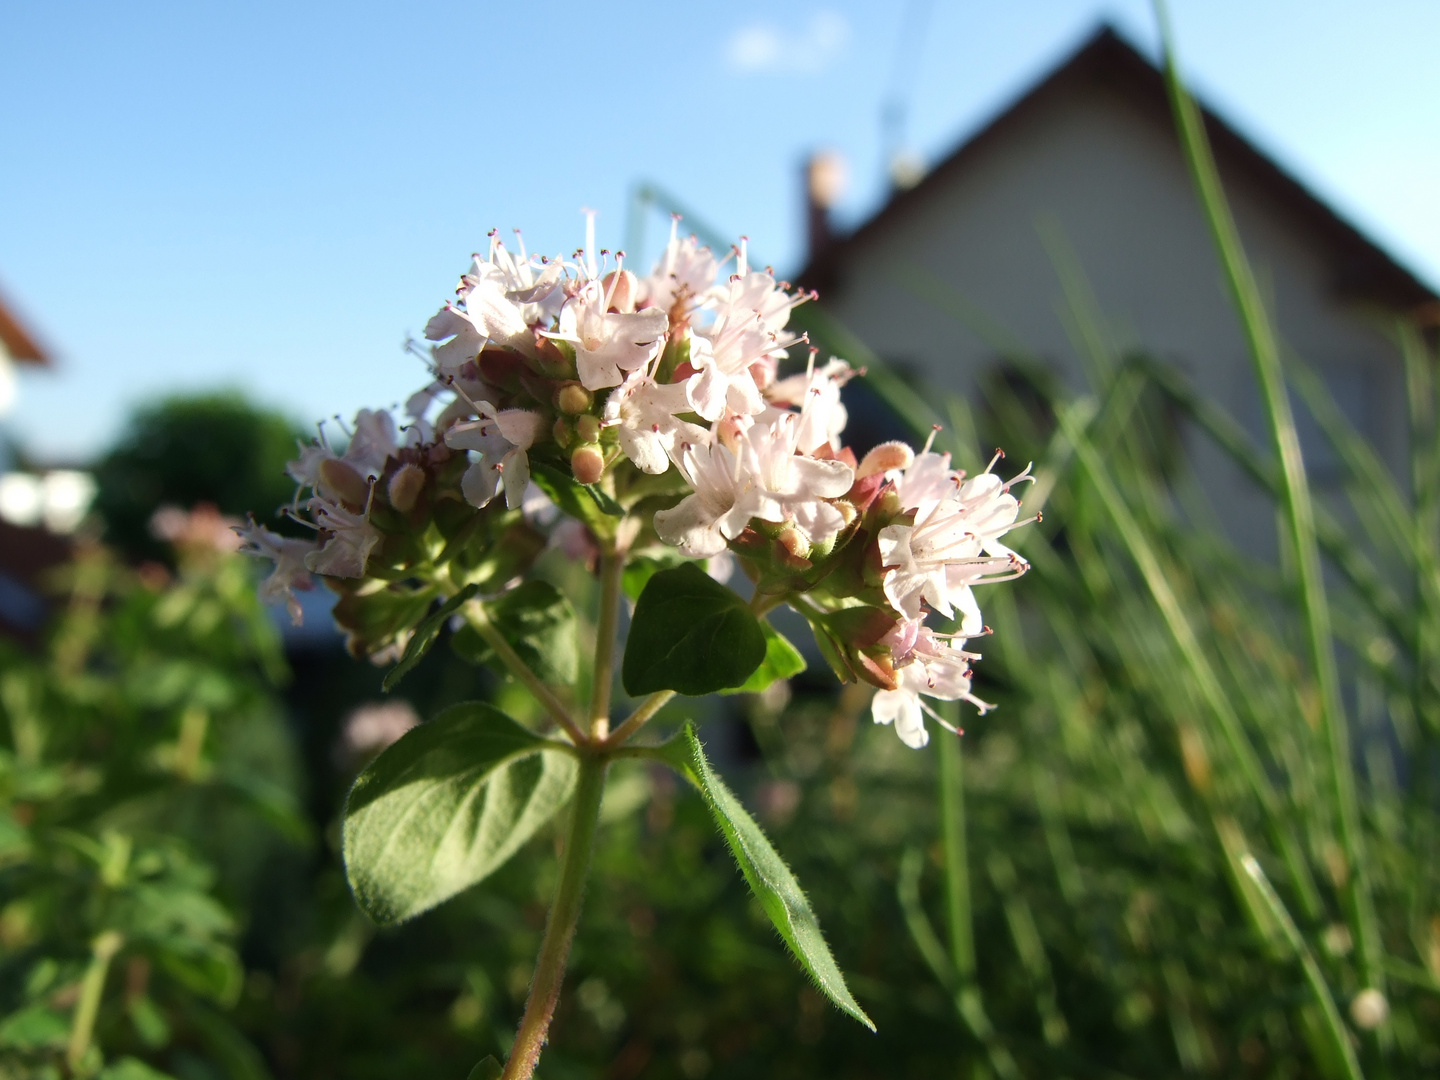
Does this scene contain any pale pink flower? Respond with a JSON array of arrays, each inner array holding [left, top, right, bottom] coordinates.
[[546, 276, 668, 391], [871, 621, 992, 749], [235, 519, 317, 626], [444, 404, 546, 510], [602, 367, 707, 475]]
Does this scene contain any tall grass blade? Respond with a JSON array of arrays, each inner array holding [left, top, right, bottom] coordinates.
[[1152, 0, 1381, 995]]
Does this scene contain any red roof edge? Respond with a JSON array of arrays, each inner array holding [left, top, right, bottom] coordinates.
[[0, 284, 53, 365]]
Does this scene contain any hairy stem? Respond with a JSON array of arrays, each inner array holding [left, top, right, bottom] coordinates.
[[67, 930, 123, 1074], [604, 690, 676, 748], [465, 600, 586, 745], [502, 754, 607, 1080], [588, 543, 625, 740]]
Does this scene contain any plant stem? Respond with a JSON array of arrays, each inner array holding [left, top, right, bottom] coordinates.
[[937, 722, 1020, 1079], [67, 929, 123, 1074], [588, 543, 625, 740], [1154, 0, 1379, 994], [501, 753, 607, 1080], [465, 600, 586, 745], [604, 690, 676, 748], [938, 729, 975, 982]]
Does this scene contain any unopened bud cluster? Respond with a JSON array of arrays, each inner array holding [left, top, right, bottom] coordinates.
[[239, 217, 1035, 746]]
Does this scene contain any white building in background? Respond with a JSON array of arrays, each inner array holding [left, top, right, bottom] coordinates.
[[798, 27, 1438, 555]]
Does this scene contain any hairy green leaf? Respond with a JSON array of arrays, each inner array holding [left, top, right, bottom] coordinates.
[[622, 564, 766, 696], [723, 621, 806, 694], [466, 1057, 503, 1080], [343, 702, 577, 925], [450, 581, 579, 685], [656, 724, 875, 1030], [383, 584, 481, 691]]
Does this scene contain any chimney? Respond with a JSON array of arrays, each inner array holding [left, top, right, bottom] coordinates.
[[804, 150, 846, 267]]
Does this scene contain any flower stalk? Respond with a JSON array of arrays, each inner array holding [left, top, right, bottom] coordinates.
[[501, 753, 607, 1080]]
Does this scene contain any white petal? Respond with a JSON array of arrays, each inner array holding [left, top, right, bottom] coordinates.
[[654, 494, 729, 558], [460, 461, 500, 508]]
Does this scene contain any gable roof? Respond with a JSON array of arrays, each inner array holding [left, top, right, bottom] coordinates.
[[0, 284, 52, 365], [799, 26, 1439, 321]]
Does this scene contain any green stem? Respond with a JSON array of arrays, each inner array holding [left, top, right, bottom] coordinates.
[[67, 930, 123, 1074], [465, 601, 586, 745], [750, 591, 786, 618], [938, 725, 1020, 1079], [938, 730, 975, 981], [1241, 855, 1366, 1080], [1154, 0, 1379, 994], [603, 690, 676, 748], [588, 544, 625, 740], [174, 706, 209, 781], [501, 754, 607, 1080]]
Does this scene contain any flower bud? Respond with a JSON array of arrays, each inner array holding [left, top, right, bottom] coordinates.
[[556, 383, 592, 415], [601, 269, 637, 313], [552, 417, 573, 449], [319, 458, 371, 507], [386, 463, 426, 513], [532, 333, 576, 378], [774, 524, 812, 569], [570, 444, 605, 485], [857, 441, 915, 479], [575, 414, 602, 444]]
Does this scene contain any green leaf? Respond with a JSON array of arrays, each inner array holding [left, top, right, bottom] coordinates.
[[530, 459, 623, 520], [98, 1058, 180, 1080], [655, 724, 875, 1031], [622, 563, 766, 696], [0, 1003, 68, 1049], [621, 551, 686, 602], [466, 1057, 503, 1080], [383, 584, 481, 691], [450, 581, 579, 684], [722, 621, 807, 694], [343, 702, 578, 925]]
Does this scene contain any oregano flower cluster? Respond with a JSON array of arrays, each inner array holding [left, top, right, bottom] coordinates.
[[240, 217, 1034, 749]]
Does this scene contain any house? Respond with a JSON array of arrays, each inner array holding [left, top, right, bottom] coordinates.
[[797, 26, 1438, 555], [0, 281, 74, 644], [1, 280, 51, 420]]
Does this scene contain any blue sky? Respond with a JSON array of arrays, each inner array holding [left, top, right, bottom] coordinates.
[[3, 1, 1437, 462]]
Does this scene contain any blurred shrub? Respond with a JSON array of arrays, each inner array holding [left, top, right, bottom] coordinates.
[[91, 394, 304, 562], [0, 527, 304, 1079]]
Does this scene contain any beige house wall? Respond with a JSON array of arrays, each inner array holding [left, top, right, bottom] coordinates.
[[816, 76, 1414, 555]]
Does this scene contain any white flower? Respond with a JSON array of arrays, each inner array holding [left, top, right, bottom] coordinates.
[[601, 367, 707, 475], [686, 266, 811, 421], [423, 236, 564, 372], [878, 455, 1032, 624], [287, 409, 400, 504], [653, 435, 766, 558], [654, 412, 854, 558], [638, 223, 718, 313], [547, 278, 669, 391], [765, 358, 853, 454], [871, 621, 992, 748], [304, 501, 380, 579], [235, 520, 317, 626], [444, 403, 546, 510]]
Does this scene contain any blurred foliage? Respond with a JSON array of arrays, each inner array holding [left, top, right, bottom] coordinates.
[[0, 535, 303, 1079], [91, 393, 304, 562], [8, 340, 1440, 1077]]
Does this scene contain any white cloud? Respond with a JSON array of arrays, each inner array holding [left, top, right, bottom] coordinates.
[[723, 10, 851, 75]]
